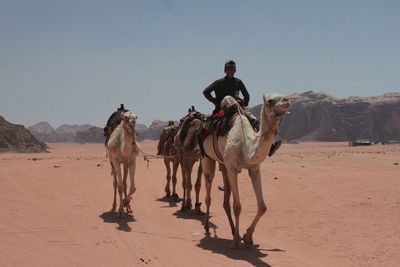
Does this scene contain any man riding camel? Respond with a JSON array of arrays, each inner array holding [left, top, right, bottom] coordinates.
[[203, 60, 281, 158]]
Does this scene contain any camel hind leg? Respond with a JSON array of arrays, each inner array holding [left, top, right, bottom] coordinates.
[[243, 166, 267, 246]]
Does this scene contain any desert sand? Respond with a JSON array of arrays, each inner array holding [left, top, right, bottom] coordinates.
[[0, 141, 399, 266]]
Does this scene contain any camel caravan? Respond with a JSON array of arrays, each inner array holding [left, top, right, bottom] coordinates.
[[103, 93, 290, 247]]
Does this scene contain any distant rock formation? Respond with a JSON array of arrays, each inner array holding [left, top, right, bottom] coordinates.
[[137, 120, 167, 141], [28, 122, 58, 142], [56, 124, 93, 142], [28, 120, 167, 143], [0, 116, 48, 153], [29, 123, 96, 143], [250, 91, 400, 141], [75, 127, 104, 143]]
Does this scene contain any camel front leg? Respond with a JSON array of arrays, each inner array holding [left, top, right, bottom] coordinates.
[[243, 166, 267, 246], [122, 164, 132, 213], [171, 158, 179, 198], [194, 162, 204, 215], [111, 165, 117, 212], [164, 159, 172, 198], [220, 164, 235, 237], [180, 158, 187, 211], [227, 167, 242, 248], [185, 162, 194, 210], [112, 161, 125, 217], [125, 159, 137, 213], [202, 157, 215, 235]]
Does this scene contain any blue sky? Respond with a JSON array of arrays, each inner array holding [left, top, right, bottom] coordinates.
[[1, 0, 399, 127]]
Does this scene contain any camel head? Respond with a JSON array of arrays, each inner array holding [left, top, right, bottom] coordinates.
[[263, 93, 290, 117], [121, 110, 138, 128]]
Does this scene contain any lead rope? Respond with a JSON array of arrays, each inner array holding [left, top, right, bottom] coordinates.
[[134, 141, 176, 169]]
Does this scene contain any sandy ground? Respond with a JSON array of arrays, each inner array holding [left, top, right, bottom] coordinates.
[[0, 141, 399, 267]]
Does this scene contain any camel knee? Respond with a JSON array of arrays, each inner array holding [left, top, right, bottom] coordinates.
[[233, 201, 242, 216], [223, 199, 231, 212], [195, 180, 201, 192], [259, 203, 267, 215], [117, 184, 124, 195], [205, 196, 211, 207]]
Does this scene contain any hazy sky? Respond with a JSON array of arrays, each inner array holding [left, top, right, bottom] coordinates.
[[1, 0, 399, 127]]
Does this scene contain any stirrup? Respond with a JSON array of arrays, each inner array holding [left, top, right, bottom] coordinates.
[[268, 140, 282, 157]]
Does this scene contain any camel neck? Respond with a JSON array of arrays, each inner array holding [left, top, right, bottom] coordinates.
[[246, 105, 279, 164]]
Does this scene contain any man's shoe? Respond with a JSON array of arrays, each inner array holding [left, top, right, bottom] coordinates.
[[268, 140, 282, 157]]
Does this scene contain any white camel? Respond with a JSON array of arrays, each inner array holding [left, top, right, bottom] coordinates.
[[107, 110, 139, 216], [201, 94, 290, 247]]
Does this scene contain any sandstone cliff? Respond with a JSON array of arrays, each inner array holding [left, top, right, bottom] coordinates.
[[0, 116, 48, 153], [250, 91, 400, 141]]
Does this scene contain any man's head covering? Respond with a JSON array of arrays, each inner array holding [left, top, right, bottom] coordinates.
[[224, 60, 236, 71]]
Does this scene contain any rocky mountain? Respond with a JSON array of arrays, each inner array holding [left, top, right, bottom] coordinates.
[[29, 123, 97, 143], [137, 120, 167, 141], [75, 127, 104, 143], [28, 120, 165, 143], [28, 122, 59, 142], [55, 124, 93, 142], [250, 91, 400, 141], [0, 116, 48, 153]]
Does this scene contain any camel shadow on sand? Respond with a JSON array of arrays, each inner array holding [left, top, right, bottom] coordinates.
[[197, 236, 273, 267], [155, 196, 182, 208], [172, 209, 218, 234], [99, 210, 136, 232]]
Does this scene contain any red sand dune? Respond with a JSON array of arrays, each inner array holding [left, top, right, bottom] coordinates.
[[0, 141, 399, 266]]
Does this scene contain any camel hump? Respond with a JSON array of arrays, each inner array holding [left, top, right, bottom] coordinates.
[[221, 96, 240, 111]]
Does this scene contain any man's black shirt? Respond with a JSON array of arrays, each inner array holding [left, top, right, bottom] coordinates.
[[203, 76, 250, 110]]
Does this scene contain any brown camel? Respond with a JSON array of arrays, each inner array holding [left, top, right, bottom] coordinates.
[[157, 121, 180, 199], [201, 94, 290, 247], [173, 108, 204, 214]]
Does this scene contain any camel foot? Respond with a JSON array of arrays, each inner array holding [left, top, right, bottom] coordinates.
[[204, 224, 210, 235], [186, 200, 192, 210], [195, 203, 205, 215], [230, 239, 242, 249], [111, 204, 117, 212], [164, 192, 171, 198], [230, 234, 242, 249], [172, 193, 179, 200], [243, 232, 254, 246], [116, 210, 126, 218], [126, 204, 133, 213], [180, 203, 187, 211], [122, 198, 131, 208]]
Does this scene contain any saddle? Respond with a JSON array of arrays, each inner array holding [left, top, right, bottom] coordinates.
[[197, 96, 258, 162]]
